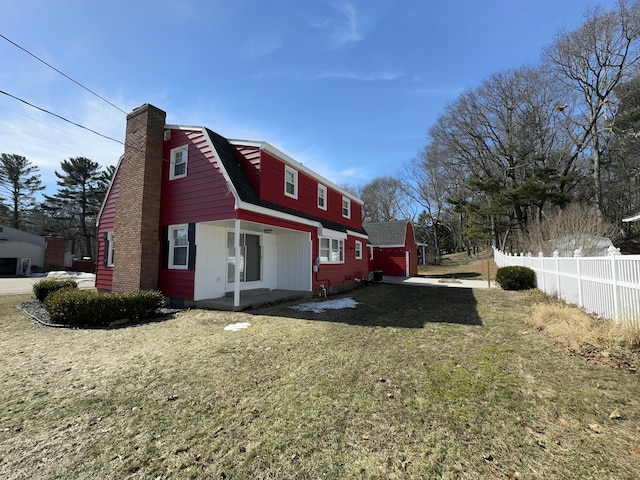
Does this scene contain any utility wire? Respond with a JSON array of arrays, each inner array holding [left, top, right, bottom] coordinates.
[[0, 90, 124, 145], [0, 33, 128, 115]]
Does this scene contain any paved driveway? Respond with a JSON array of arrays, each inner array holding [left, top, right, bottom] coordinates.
[[383, 275, 496, 289], [0, 273, 96, 295]]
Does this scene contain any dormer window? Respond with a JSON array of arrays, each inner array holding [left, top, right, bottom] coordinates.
[[318, 184, 327, 210], [285, 166, 298, 198], [342, 196, 351, 219], [170, 145, 188, 180]]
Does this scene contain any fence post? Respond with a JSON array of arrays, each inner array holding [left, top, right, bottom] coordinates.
[[574, 249, 583, 309], [538, 252, 545, 292], [553, 250, 560, 299], [608, 245, 621, 321]]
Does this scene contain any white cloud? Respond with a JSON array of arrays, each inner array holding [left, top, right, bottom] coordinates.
[[310, 0, 363, 45], [317, 70, 403, 81]]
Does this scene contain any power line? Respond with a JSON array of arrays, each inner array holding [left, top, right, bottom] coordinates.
[[0, 90, 124, 145], [0, 33, 128, 115]]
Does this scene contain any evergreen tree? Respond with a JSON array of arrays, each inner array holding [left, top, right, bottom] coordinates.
[[0, 153, 45, 230], [43, 157, 104, 259]]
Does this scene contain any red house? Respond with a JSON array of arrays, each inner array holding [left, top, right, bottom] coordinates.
[[96, 104, 369, 309], [364, 220, 418, 277]]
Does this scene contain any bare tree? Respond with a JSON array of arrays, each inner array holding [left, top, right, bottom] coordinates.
[[417, 66, 578, 249], [546, 0, 640, 219], [521, 203, 620, 256], [359, 176, 413, 223]]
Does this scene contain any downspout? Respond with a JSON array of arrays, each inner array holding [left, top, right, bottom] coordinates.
[[405, 250, 410, 277]]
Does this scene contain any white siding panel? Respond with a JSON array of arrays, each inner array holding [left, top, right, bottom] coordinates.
[[194, 224, 227, 301], [277, 232, 312, 291]]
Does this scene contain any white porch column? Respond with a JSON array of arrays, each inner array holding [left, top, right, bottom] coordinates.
[[234, 219, 241, 308]]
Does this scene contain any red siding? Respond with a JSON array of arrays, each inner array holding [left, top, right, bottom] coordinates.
[[95, 167, 120, 291], [406, 223, 418, 276], [160, 129, 236, 225], [159, 128, 237, 297], [372, 247, 407, 276], [159, 268, 194, 300], [257, 150, 363, 231], [371, 223, 418, 277], [312, 232, 369, 291]]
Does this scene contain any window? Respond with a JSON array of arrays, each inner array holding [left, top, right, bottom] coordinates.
[[170, 145, 188, 180], [106, 232, 115, 267], [284, 166, 298, 198], [318, 184, 327, 210], [319, 237, 344, 264], [169, 225, 189, 269], [342, 196, 351, 218], [355, 240, 362, 259]]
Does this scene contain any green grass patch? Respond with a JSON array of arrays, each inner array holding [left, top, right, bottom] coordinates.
[[1, 287, 639, 479]]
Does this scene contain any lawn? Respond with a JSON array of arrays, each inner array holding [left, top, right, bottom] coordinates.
[[1, 282, 639, 479]]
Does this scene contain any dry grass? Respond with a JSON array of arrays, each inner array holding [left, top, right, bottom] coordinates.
[[419, 250, 498, 280], [531, 301, 640, 368], [1, 287, 640, 479]]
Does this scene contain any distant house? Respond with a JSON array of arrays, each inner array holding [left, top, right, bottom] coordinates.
[[364, 220, 418, 277], [96, 104, 369, 309], [0, 224, 44, 275], [550, 234, 614, 257]]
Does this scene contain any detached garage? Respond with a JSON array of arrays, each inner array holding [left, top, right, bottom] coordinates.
[[0, 224, 45, 275], [364, 220, 418, 277]]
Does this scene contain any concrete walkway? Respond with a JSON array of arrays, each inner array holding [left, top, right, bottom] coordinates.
[[382, 275, 497, 289]]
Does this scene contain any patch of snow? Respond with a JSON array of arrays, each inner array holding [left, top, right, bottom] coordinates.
[[290, 297, 359, 313], [224, 322, 252, 332], [44, 271, 96, 279]]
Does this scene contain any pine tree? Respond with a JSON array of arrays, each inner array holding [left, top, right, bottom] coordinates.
[[0, 153, 45, 230]]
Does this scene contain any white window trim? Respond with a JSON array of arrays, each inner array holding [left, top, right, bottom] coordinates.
[[284, 166, 298, 199], [169, 145, 188, 180], [169, 224, 189, 269], [342, 196, 351, 219], [355, 240, 362, 259], [317, 184, 327, 210], [319, 237, 344, 264], [106, 232, 115, 267]]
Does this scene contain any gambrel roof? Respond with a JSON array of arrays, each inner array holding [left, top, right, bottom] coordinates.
[[363, 220, 412, 247], [208, 128, 367, 236]]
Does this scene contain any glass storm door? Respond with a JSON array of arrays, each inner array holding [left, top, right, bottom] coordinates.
[[227, 232, 262, 283]]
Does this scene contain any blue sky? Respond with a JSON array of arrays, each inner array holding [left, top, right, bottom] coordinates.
[[0, 0, 613, 199]]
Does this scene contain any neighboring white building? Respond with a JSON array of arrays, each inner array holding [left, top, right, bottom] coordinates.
[[0, 224, 45, 275], [550, 234, 614, 257]]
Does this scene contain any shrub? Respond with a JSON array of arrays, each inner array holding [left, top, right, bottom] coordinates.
[[33, 278, 78, 302], [495, 266, 536, 291], [44, 289, 165, 327]]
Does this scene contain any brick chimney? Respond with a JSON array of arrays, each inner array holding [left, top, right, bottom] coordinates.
[[112, 104, 166, 292]]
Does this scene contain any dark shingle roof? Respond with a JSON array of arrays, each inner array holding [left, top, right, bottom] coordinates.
[[206, 128, 367, 235], [363, 221, 410, 246]]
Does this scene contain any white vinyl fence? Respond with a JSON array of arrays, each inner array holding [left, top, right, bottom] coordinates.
[[494, 246, 640, 329]]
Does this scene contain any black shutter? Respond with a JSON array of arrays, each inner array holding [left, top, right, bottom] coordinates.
[[188, 223, 196, 270], [103, 232, 110, 267], [161, 226, 169, 269]]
